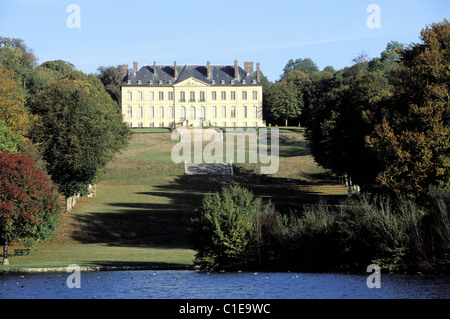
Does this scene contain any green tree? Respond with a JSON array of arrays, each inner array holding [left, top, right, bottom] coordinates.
[[0, 36, 37, 97], [306, 58, 396, 193], [0, 120, 23, 154], [0, 151, 59, 265], [282, 58, 319, 76], [96, 65, 123, 105], [30, 71, 130, 212], [267, 72, 307, 126]]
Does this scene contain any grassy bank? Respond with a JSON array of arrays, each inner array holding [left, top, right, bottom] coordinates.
[[2, 129, 347, 269]]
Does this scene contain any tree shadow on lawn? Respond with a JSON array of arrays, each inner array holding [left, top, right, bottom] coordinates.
[[70, 168, 346, 249]]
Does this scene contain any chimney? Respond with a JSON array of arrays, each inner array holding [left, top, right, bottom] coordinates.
[[244, 62, 254, 75], [133, 61, 138, 75], [153, 61, 157, 75], [120, 64, 128, 78], [174, 60, 177, 78], [234, 60, 239, 79], [207, 61, 211, 79], [256, 62, 261, 82]]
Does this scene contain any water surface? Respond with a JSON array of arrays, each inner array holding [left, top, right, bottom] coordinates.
[[0, 270, 448, 299]]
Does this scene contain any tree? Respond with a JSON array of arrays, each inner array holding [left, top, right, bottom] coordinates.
[[30, 71, 130, 212], [0, 120, 23, 154], [367, 20, 450, 199], [0, 36, 37, 97], [0, 151, 59, 265], [267, 79, 302, 126], [191, 184, 276, 271], [282, 58, 319, 76], [305, 56, 396, 194], [96, 65, 123, 105], [0, 66, 31, 137]]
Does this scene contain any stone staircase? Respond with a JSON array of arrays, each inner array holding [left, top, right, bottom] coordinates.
[[184, 162, 233, 175]]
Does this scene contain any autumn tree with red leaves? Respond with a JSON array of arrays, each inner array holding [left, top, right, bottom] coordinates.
[[0, 151, 59, 265]]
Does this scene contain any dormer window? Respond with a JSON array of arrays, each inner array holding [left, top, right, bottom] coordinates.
[[138, 80, 142, 84], [242, 80, 246, 84], [127, 80, 131, 85], [149, 80, 153, 85], [159, 80, 163, 85], [252, 79, 257, 84], [221, 80, 225, 85], [212, 80, 215, 84]]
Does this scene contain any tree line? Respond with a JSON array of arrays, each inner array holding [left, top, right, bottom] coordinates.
[[0, 36, 130, 264], [264, 20, 449, 201]]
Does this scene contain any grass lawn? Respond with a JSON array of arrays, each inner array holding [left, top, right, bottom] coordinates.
[[1, 128, 347, 269]]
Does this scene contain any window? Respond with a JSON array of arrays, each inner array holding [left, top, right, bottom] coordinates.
[[138, 106, 143, 119], [138, 122, 143, 128], [253, 106, 258, 118], [138, 91, 143, 101], [211, 91, 217, 100], [180, 91, 185, 102], [180, 107, 186, 121], [221, 91, 226, 100], [127, 91, 132, 101], [149, 106, 154, 118], [128, 122, 132, 128], [253, 91, 258, 100], [212, 106, 217, 118], [168, 91, 173, 101], [231, 106, 236, 118], [127, 106, 132, 119], [168, 106, 173, 118], [199, 91, 205, 102], [199, 107, 205, 120], [189, 107, 196, 120], [242, 91, 247, 100], [149, 122, 154, 127], [159, 106, 164, 118], [159, 92, 164, 101], [243, 106, 248, 118], [190, 91, 195, 102], [231, 91, 236, 100], [149, 91, 154, 101], [221, 106, 226, 118]]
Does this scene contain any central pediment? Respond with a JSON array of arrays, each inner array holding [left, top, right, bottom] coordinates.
[[174, 77, 209, 87]]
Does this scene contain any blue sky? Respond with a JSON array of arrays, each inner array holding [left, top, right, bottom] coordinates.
[[1, 0, 448, 82]]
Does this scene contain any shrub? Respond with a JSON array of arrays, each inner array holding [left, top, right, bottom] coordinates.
[[191, 184, 276, 271], [0, 151, 60, 265]]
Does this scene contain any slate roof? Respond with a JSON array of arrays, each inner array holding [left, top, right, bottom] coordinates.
[[122, 64, 260, 87]]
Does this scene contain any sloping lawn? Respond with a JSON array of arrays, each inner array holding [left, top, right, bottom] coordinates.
[[2, 129, 347, 269]]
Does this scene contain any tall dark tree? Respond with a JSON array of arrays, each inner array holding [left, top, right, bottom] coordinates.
[[96, 65, 123, 105]]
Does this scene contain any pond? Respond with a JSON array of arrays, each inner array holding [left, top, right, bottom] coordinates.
[[1, 270, 449, 299]]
